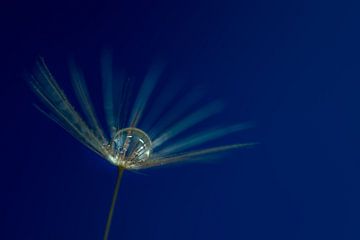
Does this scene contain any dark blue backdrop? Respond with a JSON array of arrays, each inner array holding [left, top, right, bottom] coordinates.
[[2, 0, 360, 239]]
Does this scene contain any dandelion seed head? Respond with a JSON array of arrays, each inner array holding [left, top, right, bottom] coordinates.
[[28, 54, 255, 240], [29, 56, 255, 171]]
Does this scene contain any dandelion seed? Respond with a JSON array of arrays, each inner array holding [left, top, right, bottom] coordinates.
[[29, 55, 255, 240]]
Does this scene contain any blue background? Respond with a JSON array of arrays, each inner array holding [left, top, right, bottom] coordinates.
[[2, 0, 360, 239]]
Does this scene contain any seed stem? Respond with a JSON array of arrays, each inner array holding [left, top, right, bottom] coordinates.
[[103, 166, 125, 240]]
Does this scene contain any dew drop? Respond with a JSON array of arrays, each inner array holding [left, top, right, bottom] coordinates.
[[111, 127, 152, 168]]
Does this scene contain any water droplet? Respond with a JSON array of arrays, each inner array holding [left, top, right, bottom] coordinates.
[[111, 127, 152, 168]]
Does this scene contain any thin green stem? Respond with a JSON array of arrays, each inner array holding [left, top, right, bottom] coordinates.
[[103, 167, 125, 240]]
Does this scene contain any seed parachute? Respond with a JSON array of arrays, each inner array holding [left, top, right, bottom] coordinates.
[[29, 54, 255, 240]]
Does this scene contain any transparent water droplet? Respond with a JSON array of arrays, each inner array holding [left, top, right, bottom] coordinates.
[[111, 127, 152, 168]]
